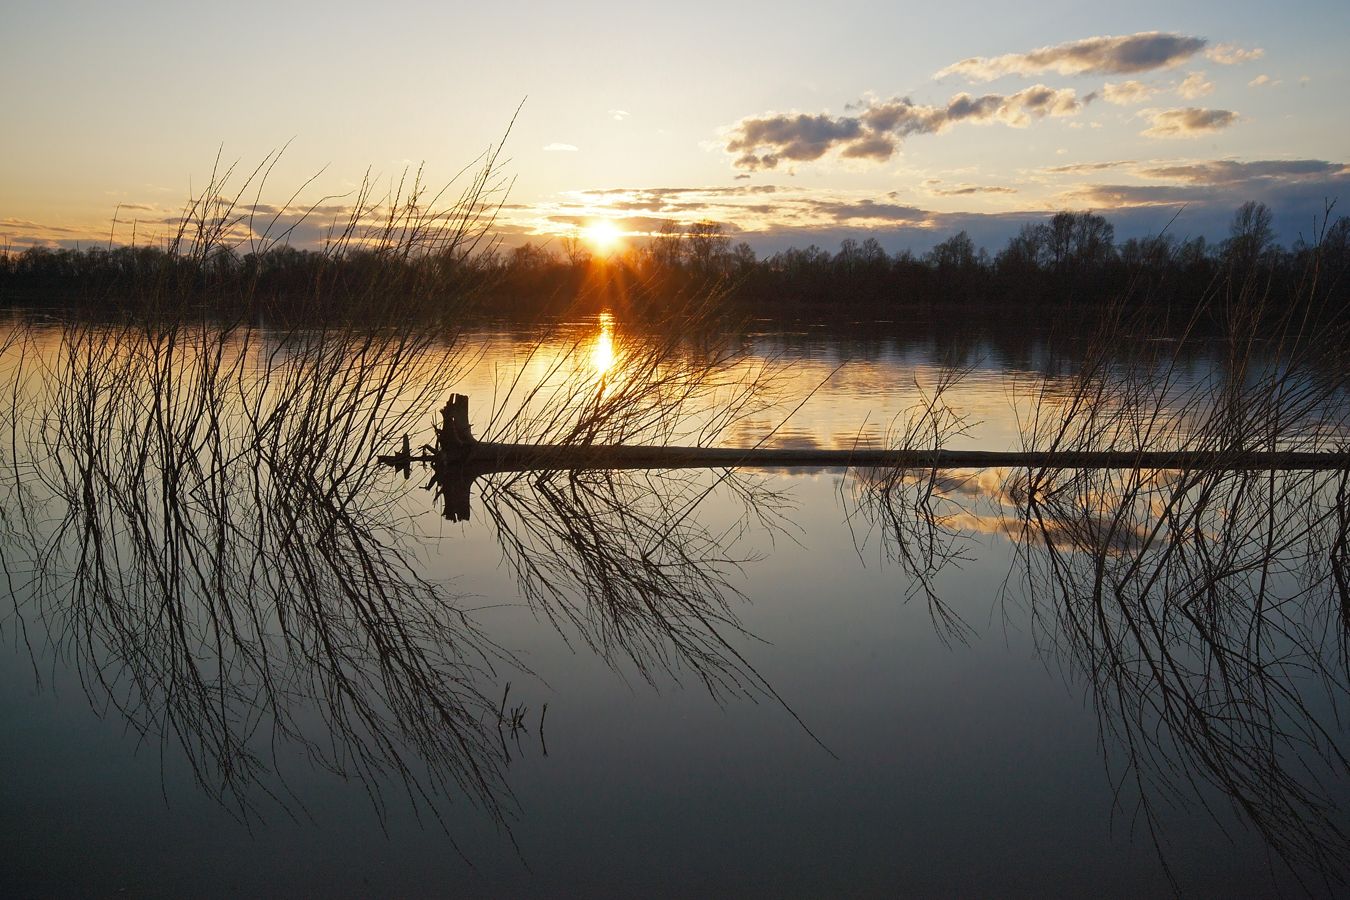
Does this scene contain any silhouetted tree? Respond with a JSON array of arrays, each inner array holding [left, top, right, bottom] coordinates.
[[1222, 201, 1275, 272], [684, 220, 730, 275], [926, 231, 979, 271], [730, 241, 757, 277], [648, 220, 683, 270], [561, 233, 592, 267]]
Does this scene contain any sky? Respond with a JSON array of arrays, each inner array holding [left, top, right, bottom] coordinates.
[[2, 0, 1348, 256]]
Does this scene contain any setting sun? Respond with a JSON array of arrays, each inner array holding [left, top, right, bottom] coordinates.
[[583, 219, 623, 253]]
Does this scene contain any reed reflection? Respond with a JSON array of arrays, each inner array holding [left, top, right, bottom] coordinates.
[[845, 288, 1350, 890], [2, 315, 518, 836], [836, 456, 1350, 889], [1, 306, 813, 840], [1006, 464, 1350, 890], [469, 467, 796, 703]]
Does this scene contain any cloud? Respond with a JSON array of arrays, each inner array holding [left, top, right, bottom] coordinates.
[[608, 109, 630, 121], [726, 112, 866, 170], [1205, 43, 1264, 65], [1136, 158, 1347, 185], [1042, 160, 1135, 174], [1177, 72, 1213, 99], [543, 143, 579, 152], [725, 85, 1082, 170], [936, 32, 1206, 82], [508, 152, 1349, 256], [807, 199, 927, 222], [565, 184, 783, 210], [1067, 184, 1216, 206], [3, 201, 371, 252], [1102, 80, 1158, 105], [1248, 74, 1278, 88], [1058, 156, 1349, 238], [521, 184, 941, 241], [546, 213, 699, 234], [1043, 157, 1348, 222], [1139, 107, 1239, 138], [838, 133, 899, 161], [931, 184, 1019, 196], [0, 217, 85, 237], [959, 84, 1083, 125]]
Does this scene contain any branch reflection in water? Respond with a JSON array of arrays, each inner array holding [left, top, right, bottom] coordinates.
[[842, 360, 981, 646], [1007, 463, 1350, 889], [473, 468, 787, 696], [1014, 273, 1350, 891], [838, 458, 1350, 889], [3, 314, 519, 839], [840, 282, 1350, 890], [428, 310, 830, 742], [0, 303, 811, 843]]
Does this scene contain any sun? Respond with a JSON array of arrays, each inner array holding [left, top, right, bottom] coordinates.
[[583, 219, 624, 253]]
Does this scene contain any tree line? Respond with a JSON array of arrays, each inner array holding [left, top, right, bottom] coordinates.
[[2, 202, 1347, 319]]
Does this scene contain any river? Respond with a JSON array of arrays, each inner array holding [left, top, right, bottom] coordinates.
[[3, 309, 1348, 896]]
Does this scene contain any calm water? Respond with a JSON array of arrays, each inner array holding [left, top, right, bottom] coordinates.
[[3, 313, 1348, 896]]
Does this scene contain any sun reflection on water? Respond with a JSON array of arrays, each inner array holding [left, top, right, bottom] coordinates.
[[590, 311, 616, 376]]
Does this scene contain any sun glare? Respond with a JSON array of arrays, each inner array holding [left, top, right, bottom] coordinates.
[[583, 220, 623, 253], [591, 311, 616, 376]]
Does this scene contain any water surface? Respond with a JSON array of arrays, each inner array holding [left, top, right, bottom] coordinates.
[[3, 312, 1347, 896]]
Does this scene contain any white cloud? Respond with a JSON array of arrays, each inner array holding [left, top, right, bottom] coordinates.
[[543, 143, 579, 152], [1139, 107, 1239, 138], [1177, 72, 1214, 100], [1102, 80, 1158, 105], [1206, 43, 1264, 65], [937, 32, 1206, 82], [726, 85, 1083, 170]]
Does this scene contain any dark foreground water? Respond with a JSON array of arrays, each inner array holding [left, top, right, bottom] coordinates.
[[3, 313, 1348, 896]]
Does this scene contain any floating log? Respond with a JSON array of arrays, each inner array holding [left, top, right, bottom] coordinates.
[[379, 394, 1350, 475]]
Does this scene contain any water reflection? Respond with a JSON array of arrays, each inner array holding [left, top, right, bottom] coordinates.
[[2, 317, 514, 835], [1006, 463, 1350, 889], [472, 468, 811, 707], [0, 312, 825, 844], [590, 310, 616, 377], [5, 306, 1350, 892], [831, 452, 1350, 888]]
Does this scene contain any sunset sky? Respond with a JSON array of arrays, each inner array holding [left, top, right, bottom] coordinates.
[[3, 1, 1347, 255]]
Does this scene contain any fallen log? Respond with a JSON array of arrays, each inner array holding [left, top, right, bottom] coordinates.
[[379, 394, 1350, 475]]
